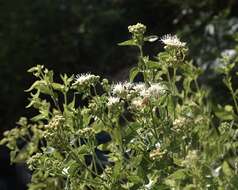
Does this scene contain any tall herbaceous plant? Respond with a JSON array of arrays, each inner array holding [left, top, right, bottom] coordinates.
[[1, 23, 238, 190]]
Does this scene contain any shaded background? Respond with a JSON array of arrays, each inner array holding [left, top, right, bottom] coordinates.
[[1, 0, 238, 189]]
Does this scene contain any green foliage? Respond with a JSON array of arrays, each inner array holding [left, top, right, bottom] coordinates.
[[2, 23, 238, 190]]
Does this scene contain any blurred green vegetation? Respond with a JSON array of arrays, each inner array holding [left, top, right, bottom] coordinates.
[[0, 0, 238, 131]]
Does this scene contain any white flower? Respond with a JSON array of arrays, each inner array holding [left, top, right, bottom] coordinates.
[[221, 49, 236, 59], [139, 89, 149, 97], [161, 34, 186, 48], [72, 73, 99, 86], [131, 97, 144, 109], [173, 117, 186, 126], [62, 167, 70, 176], [146, 83, 167, 98], [155, 142, 161, 149], [107, 97, 120, 107], [112, 82, 133, 97], [112, 82, 125, 95], [211, 166, 222, 177], [145, 178, 153, 189], [133, 83, 146, 93]]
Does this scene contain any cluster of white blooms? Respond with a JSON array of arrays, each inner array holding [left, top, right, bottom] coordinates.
[[112, 82, 167, 99], [138, 83, 167, 99], [111, 82, 168, 110], [128, 23, 146, 35], [72, 73, 99, 86], [112, 82, 133, 97], [107, 96, 120, 107], [172, 117, 188, 132], [131, 97, 144, 109], [160, 34, 186, 48], [146, 84, 167, 98], [133, 83, 147, 94]]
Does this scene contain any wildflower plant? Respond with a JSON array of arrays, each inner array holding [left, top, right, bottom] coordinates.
[[1, 23, 238, 190]]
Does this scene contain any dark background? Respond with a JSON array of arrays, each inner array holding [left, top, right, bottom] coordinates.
[[1, 0, 238, 189]]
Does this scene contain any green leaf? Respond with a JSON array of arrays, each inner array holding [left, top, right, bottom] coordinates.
[[167, 95, 177, 120], [113, 160, 123, 179], [27, 65, 44, 73], [127, 175, 142, 184], [147, 60, 160, 69], [165, 169, 187, 187], [214, 104, 234, 121], [129, 67, 139, 82], [118, 39, 137, 46], [52, 82, 64, 92], [222, 161, 234, 176], [76, 145, 90, 155], [31, 113, 48, 122], [167, 169, 187, 180], [25, 80, 52, 95]]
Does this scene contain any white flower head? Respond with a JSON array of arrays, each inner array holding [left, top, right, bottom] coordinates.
[[161, 34, 186, 48], [133, 83, 146, 93], [155, 142, 161, 149], [173, 117, 187, 128], [131, 97, 144, 109], [112, 82, 133, 97], [146, 83, 167, 98], [211, 166, 222, 177], [62, 167, 70, 176], [72, 73, 99, 86], [107, 96, 120, 107], [139, 89, 149, 97]]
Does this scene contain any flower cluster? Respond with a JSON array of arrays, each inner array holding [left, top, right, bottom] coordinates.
[[112, 82, 167, 99], [112, 82, 134, 98], [45, 115, 65, 129], [107, 96, 120, 108], [144, 83, 167, 98], [161, 34, 186, 48], [72, 73, 100, 87], [77, 127, 95, 137], [128, 23, 147, 36], [109, 82, 167, 112], [131, 97, 144, 109]]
